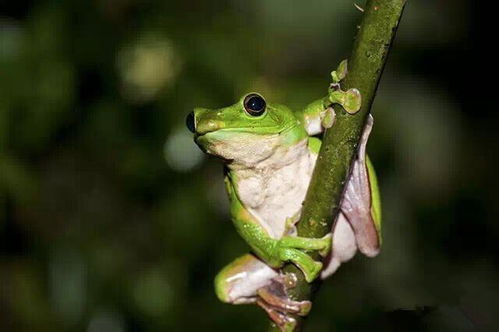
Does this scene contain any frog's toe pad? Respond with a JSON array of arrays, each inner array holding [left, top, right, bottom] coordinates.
[[344, 88, 362, 114], [297, 300, 312, 316], [321, 107, 336, 129]]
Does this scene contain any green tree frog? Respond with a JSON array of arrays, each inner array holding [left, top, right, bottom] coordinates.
[[186, 64, 381, 331]]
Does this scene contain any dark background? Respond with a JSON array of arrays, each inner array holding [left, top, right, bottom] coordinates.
[[1, 0, 497, 331]]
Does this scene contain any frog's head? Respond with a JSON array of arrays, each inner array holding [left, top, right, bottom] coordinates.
[[186, 93, 307, 166]]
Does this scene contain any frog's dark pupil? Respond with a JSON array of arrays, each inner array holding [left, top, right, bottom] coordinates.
[[247, 96, 265, 111], [244, 94, 266, 116]]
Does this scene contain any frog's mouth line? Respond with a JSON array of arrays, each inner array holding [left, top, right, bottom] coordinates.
[[194, 125, 294, 138]]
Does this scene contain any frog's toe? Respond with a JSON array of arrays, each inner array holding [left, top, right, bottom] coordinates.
[[297, 300, 312, 316], [257, 300, 297, 332], [304, 261, 323, 283], [257, 278, 313, 317], [319, 233, 333, 257], [321, 107, 336, 129], [331, 59, 348, 83]]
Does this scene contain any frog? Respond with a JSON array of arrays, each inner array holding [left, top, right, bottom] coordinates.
[[185, 62, 381, 331]]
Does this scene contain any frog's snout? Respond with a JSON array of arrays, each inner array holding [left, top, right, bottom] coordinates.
[[186, 111, 195, 133], [189, 108, 224, 134]]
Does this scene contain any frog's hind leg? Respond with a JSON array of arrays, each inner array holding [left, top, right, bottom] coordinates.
[[215, 253, 278, 304], [215, 254, 311, 331], [340, 115, 380, 257], [321, 115, 380, 279]]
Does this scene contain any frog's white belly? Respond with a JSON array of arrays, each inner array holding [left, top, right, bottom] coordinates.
[[233, 139, 317, 239]]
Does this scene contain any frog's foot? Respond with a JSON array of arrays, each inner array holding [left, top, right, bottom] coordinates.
[[328, 86, 362, 114], [328, 59, 362, 114], [257, 300, 297, 332], [280, 233, 332, 258], [256, 274, 312, 331], [257, 275, 312, 316], [278, 248, 323, 282], [277, 234, 332, 282], [215, 254, 311, 331]]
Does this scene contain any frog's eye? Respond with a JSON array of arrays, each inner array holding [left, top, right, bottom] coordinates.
[[243, 93, 266, 116]]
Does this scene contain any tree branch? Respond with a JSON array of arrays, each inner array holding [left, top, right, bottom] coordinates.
[[269, 0, 406, 330]]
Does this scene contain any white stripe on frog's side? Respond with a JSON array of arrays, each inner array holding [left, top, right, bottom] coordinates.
[[230, 138, 316, 239]]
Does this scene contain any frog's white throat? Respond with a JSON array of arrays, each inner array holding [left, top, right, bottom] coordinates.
[[229, 138, 316, 238], [204, 132, 290, 168]]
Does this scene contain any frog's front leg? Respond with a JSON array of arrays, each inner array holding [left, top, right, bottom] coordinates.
[[297, 60, 363, 136], [215, 254, 311, 332], [283, 214, 332, 256], [226, 177, 329, 283], [236, 215, 327, 283]]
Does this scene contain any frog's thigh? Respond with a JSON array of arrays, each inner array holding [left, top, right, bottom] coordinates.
[[215, 253, 279, 304]]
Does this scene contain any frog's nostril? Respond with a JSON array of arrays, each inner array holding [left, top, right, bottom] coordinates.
[[186, 112, 195, 133]]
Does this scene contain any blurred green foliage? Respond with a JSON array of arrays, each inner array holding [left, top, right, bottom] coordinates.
[[1, 0, 498, 331]]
